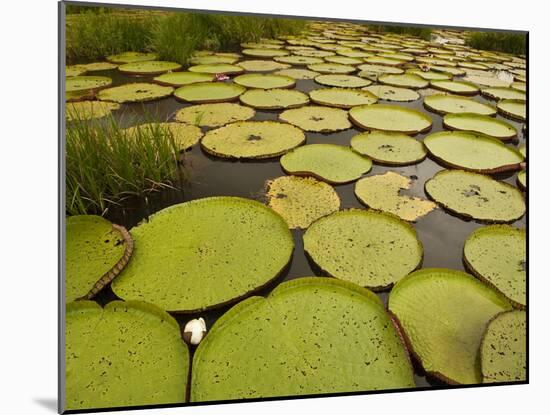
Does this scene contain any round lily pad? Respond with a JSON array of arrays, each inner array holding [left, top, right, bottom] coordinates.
[[242, 48, 289, 57], [363, 85, 420, 102], [325, 56, 364, 65], [125, 122, 203, 151], [97, 83, 174, 103], [106, 51, 158, 64], [378, 74, 429, 89], [279, 106, 351, 132], [364, 56, 406, 66], [79, 61, 118, 72], [293, 49, 336, 58], [464, 225, 526, 307], [174, 82, 245, 104], [66, 76, 112, 92], [388, 268, 512, 384], [424, 94, 497, 115], [190, 55, 238, 65], [443, 113, 517, 140], [265, 176, 340, 229], [153, 71, 214, 86], [511, 82, 526, 92], [406, 69, 452, 81], [463, 74, 510, 88], [274, 55, 323, 66], [304, 209, 422, 289], [424, 169, 525, 222], [65, 300, 189, 410], [280, 144, 372, 184], [65, 101, 120, 121], [188, 64, 244, 75], [66, 65, 87, 77], [237, 60, 291, 72], [308, 63, 356, 74], [174, 103, 255, 127], [201, 121, 305, 159], [358, 64, 404, 76], [430, 80, 479, 95], [309, 88, 378, 108], [351, 131, 427, 165], [111, 197, 294, 312], [481, 87, 526, 101], [314, 74, 372, 88], [349, 104, 432, 134], [234, 73, 295, 89], [275, 68, 320, 80], [355, 172, 436, 221], [191, 277, 414, 402], [118, 60, 182, 76], [240, 89, 309, 110], [517, 170, 526, 190], [480, 310, 526, 383], [497, 99, 526, 121]]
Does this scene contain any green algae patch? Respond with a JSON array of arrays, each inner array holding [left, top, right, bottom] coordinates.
[[125, 122, 203, 151], [279, 106, 351, 132], [307, 63, 356, 74], [351, 131, 426, 165], [425, 170, 525, 222], [443, 113, 517, 140], [497, 99, 526, 121], [174, 103, 255, 127], [106, 51, 158, 64], [424, 94, 497, 115], [79, 62, 118, 72], [464, 225, 526, 307], [388, 268, 512, 385], [480, 310, 526, 383], [281, 144, 372, 184], [242, 48, 290, 58], [66, 76, 112, 93], [65, 300, 189, 410], [430, 80, 479, 95], [314, 74, 371, 88], [363, 85, 420, 102], [265, 176, 340, 229], [153, 71, 214, 86], [240, 89, 309, 110], [174, 82, 245, 104], [66, 101, 121, 121], [191, 277, 414, 402], [188, 64, 244, 75], [349, 104, 432, 134], [237, 60, 291, 72], [481, 87, 526, 101], [111, 197, 294, 312], [118, 61, 182, 76], [304, 209, 422, 290], [274, 55, 323, 66], [275, 68, 320, 80], [97, 83, 174, 103], [309, 88, 377, 108], [234, 73, 295, 89], [201, 121, 305, 159], [378, 73, 429, 89]]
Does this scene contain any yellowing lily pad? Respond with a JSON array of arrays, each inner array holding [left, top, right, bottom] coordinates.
[[430, 80, 479, 95], [174, 82, 245, 104], [153, 71, 214, 86], [481, 87, 526, 101], [314, 74, 372, 88], [274, 55, 324, 66], [443, 113, 517, 140], [66, 76, 112, 92], [497, 99, 526, 121], [237, 60, 291, 72], [275, 68, 320, 79], [308, 63, 356, 74], [424, 94, 497, 115], [234, 73, 295, 89], [106, 51, 158, 64], [378, 73, 429, 89], [174, 103, 255, 127], [240, 89, 309, 110], [363, 85, 420, 102], [118, 61, 182, 76], [97, 83, 174, 103]]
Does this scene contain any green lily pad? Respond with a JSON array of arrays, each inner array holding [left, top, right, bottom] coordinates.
[[65, 300, 189, 410], [66, 65, 87, 77], [351, 131, 427, 165], [112, 197, 293, 312], [307, 63, 356, 74], [242, 48, 289, 58], [118, 61, 182, 76], [66, 76, 112, 92], [324, 56, 364, 65], [234, 73, 295, 89], [97, 83, 174, 103], [279, 106, 351, 132], [280, 144, 372, 184], [497, 99, 526, 121], [443, 113, 517, 140], [314, 74, 372, 88], [364, 56, 406, 66], [464, 225, 526, 307], [174, 103, 255, 127], [66, 216, 132, 302], [265, 176, 340, 229], [309, 88, 378, 108], [349, 104, 432, 134], [240, 89, 309, 110], [517, 170, 526, 190], [355, 172, 436, 221], [65, 101, 120, 121], [430, 80, 479, 95], [241, 42, 284, 49], [125, 122, 203, 151], [480, 310, 526, 383], [273, 55, 324, 65], [190, 55, 238, 65], [519, 144, 526, 158], [304, 209, 422, 289], [106, 51, 158, 64], [388, 268, 512, 384], [378, 74, 429, 89], [406, 69, 452, 80], [191, 277, 414, 402], [188, 64, 245, 75], [79, 62, 118, 72], [358, 64, 404, 76], [459, 61, 490, 70], [511, 82, 526, 92], [201, 121, 305, 159], [153, 71, 214, 86], [174, 82, 245, 104], [363, 85, 420, 102], [463, 74, 511, 88], [481, 87, 526, 101], [275, 68, 320, 79], [425, 169, 525, 222], [424, 94, 497, 115], [293, 49, 336, 58], [237, 60, 291, 72]]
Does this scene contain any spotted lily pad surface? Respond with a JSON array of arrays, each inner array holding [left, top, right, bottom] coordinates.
[[126, 122, 203, 151], [314, 74, 371, 88], [308, 88, 377, 109], [388, 268, 512, 384], [275, 68, 320, 80], [308, 63, 356, 74], [279, 106, 351, 132], [191, 277, 414, 402], [378, 74, 429, 89], [274, 55, 323, 65], [497, 99, 526, 121], [97, 83, 174, 103], [481, 87, 526, 101], [240, 89, 309, 110], [65, 101, 120, 121], [118, 60, 182, 75], [480, 310, 526, 383], [351, 131, 426, 165], [66, 76, 112, 92], [350, 104, 432, 134], [188, 64, 244, 75], [424, 94, 497, 115], [106, 51, 158, 64], [234, 73, 295, 89], [464, 225, 526, 307], [66, 65, 87, 77], [237, 60, 291, 72], [265, 176, 340, 229], [174, 82, 245, 104], [430, 80, 479, 95], [363, 85, 420, 102], [201, 121, 305, 159], [174, 103, 255, 127], [153, 71, 214, 86], [304, 209, 422, 289], [425, 170, 525, 222], [112, 197, 293, 312], [281, 144, 372, 184], [443, 113, 517, 140], [65, 300, 189, 410]]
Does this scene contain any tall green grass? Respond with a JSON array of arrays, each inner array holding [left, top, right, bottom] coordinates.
[[466, 31, 526, 55]]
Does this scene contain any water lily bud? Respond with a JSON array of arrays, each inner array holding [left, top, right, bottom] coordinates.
[[183, 317, 207, 345]]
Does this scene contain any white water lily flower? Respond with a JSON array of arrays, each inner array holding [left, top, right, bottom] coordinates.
[[183, 317, 207, 345]]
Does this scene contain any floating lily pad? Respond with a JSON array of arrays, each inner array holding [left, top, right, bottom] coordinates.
[[174, 82, 245, 104], [378, 74, 429, 89], [191, 277, 414, 402], [304, 209, 422, 289], [497, 99, 526, 121], [242, 48, 289, 57], [234, 73, 295, 89], [324, 56, 363, 65], [480, 310, 526, 383], [517, 170, 526, 190], [65, 300, 189, 410], [275, 68, 320, 80], [65, 101, 120, 121], [308, 63, 356, 74], [519, 144, 526, 158], [66, 76, 112, 92], [79, 61, 118, 72], [153, 71, 214, 86], [430, 80, 479, 95], [388, 268, 512, 384], [363, 85, 420, 102], [364, 56, 406, 66], [406, 69, 452, 81], [309, 88, 377, 108], [274, 55, 323, 66], [66, 65, 87, 77], [125, 122, 203, 151], [201, 121, 305, 159], [118, 60, 182, 76], [174, 103, 255, 127], [459, 61, 489, 70], [240, 89, 309, 109], [106, 51, 158, 64], [111, 197, 293, 312], [188, 64, 244, 75], [279, 106, 351, 132], [351, 131, 426, 165], [463, 74, 510, 88], [237, 60, 291, 72], [349, 104, 432, 134], [355, 172, 436, 221], [314, 74, 371, 88], [293, 49, 336, 58], [424, 94, 496, 115], [443, 113, 517, 140], [265, 176, 340, 229], [464, 225, 526, 307], [280, 144, 372, 184], [511, 82, 526, 92], [481, 87, 526, 101], [425, 169, 525, 222], [358, 64, 404, 76], [190, 55, 238, 65], [97, 83, 174, 103]]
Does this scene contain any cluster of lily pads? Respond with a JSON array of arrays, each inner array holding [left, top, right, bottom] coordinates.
[[65, 20, 526, 411]]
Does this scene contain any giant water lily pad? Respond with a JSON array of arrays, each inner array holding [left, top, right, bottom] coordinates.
[[349, 104, 432, 134], [174, 103, 255, 127], [325, 56, 364, 65], [275, 68, 320, 80], [240, 89, 309, 109], [388, 268, 512, 384], [314, 74, 371, 88], [304, 209, 422, 289], [153, 71, 214, 86], [363, 85, 420, 102], [351, 131, 426, 165], [463, 74, 510, 88], [265, 176, 340, 229], [118, 60, 182, 76], [424, 131, 523, 173], [66, 76, 112, 92], [274, 55, 323, 65], [378, 74, 429, 89], [174, 82, 245, 103], [65, 101, 120, 121], [309, 88, 378, 108], [65, 300, 189, 410], [481, 87, 526, 101], [106, 51, 158, 64], [497, 99, 526, 121], [364, 56, 406, 67], [358, 64, 404, 77], [424, 94, 496, 115], [308, 63, 356, 74], [281, 144, 371, 184], [464, 225, 526, 307], [425, 169, 525, 222], [355, 172, 436, 221], [480, 310, 526, 383], [234, 73, 295, 89], [97, 83, 174, 103], [406, 69, 452, 81], [242, 48, 289, 57], [66, 216, 132, 302], [443, 113, 517, 140], [430, 80, 479, 95], [66, 65, 87, 77], [517, 170, 526, 190], [237, 60, 291, 72], [191, 277, 414, 402], [190, 55, 238, 65], [188, 64, 244, 75], [79, 61, 118, 72], [201, 121, 305, 159], [125, 122, 203, 151], [112, 197, 294, 312], [279, 106, 351, 132]]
